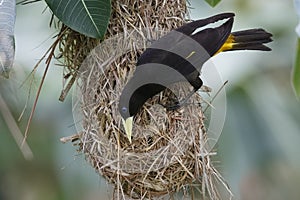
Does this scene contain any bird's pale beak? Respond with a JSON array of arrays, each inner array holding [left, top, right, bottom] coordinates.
[[122, 117, 133, 143]]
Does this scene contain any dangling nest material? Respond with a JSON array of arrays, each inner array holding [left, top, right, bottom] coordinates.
[[57, 25, 99, 101], [58, 0, 232, 199]]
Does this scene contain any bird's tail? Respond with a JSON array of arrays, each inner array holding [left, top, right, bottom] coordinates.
[[216, 28, 272, 54]]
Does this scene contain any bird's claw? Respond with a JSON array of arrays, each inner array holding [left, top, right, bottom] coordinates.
[[165, 103, 182, 111], [160, 101, 184, 111]]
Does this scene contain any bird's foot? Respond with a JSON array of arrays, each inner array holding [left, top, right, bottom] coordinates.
[[164, 89, 198, 111], [160, 100, 188, 111], [164, 102, 183, 111]]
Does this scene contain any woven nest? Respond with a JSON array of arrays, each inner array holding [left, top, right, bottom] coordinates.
[[71, 28, 230, 199], [56, 0, 232, 199]]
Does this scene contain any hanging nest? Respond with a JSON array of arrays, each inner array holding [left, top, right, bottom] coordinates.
[[72, 29, 230, 199], [58, 0, 232, 199]]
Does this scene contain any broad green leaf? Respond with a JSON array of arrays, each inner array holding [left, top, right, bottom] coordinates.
[[293, 38, 300, 99], [45, 0, 111, 39], [205, 0, 221, 7]]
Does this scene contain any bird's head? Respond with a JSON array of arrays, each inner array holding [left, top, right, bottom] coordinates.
[[118, 83, 140, 143], [119, 103, 134, 143], [119, 82, 163, 143]]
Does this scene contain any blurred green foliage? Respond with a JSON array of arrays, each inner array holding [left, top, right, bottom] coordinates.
[[205, 0, 222, 7], [293, 38, 300, 98]]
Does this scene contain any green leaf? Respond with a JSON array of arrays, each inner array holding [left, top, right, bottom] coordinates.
[[45, 0, 111, 39], [293, 38, 300, 99], [205, 0, 221, 7]]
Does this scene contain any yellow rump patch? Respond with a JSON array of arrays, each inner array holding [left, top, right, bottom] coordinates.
[[215, 34, 235, 55]]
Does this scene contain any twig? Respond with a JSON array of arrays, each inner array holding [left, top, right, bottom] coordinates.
[[59, 71, 77, 101], [0, 92, 33, 160], [22, 30, 66, 147], [60, 132, 82, 143], [203, 80, 228, 113]]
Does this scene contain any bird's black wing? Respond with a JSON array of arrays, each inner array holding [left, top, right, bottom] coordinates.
[[137, 12, 234, 73], [176, 13, 234, 35], [187, 16, 234, 56], [137, 48, 197, 77]]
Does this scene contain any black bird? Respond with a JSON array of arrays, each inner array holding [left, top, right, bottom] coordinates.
[[118, 13, 272, 142]]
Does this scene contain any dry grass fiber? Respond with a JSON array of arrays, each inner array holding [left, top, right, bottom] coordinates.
[[59, 0, 232, 199]]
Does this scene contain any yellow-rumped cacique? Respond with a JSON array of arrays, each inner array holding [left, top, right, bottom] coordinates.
[[118, 13, 272, 143]]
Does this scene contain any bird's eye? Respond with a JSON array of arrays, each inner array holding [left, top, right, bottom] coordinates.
[[121, 107, 127, 113]]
